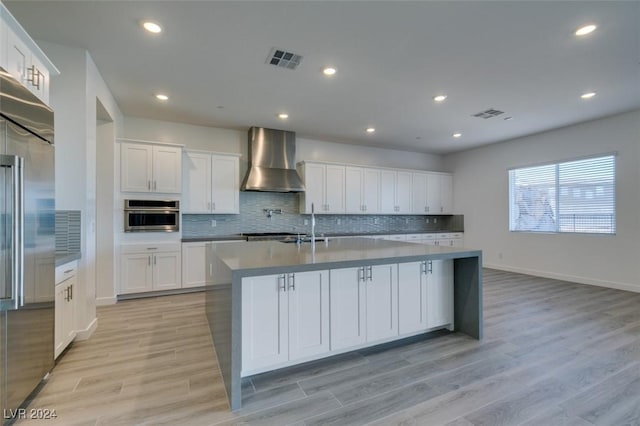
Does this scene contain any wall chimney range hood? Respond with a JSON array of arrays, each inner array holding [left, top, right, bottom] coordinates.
[[241, 127, 305, 192]]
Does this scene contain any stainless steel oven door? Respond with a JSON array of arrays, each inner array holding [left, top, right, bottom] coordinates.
[[124, 210, 179, 232]]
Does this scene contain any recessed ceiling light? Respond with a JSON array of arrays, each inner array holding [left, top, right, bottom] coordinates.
[[452, 133, 462, 138], [504, 116, 513, 121], [142, 21, 162, 34], [575, 24, 597, 36], [365, 127, 376, 134], [322, 67, 337, 76], [433, 95, 447, 102], [277, 113, 289, 119], [581, 92, 597, 99], [155, 94, 169, 101]]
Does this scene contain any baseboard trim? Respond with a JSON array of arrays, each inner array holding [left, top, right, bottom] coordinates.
[[484, 263, 640, 294], [96, 296, 117, 306], [75, 317, 98, 341]]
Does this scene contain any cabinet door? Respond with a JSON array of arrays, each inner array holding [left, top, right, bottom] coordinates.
[[440, 174, 453, 214], [64, 276, 77, 349], [242, 275, 289, 373], [396, 171, 413, 214], [426, 173, 441, 214], [412, 173, 428, 214], [153, 145, 182, 193], [29, 54, 49, 105], [288, 270, 330, 360], [329, 267, 366, 351], [379, 170, 397, 214], [6, 26, 29, 87], [182, 243, 208, 288], [211, 155, 239, 213], [426, 260, 454, 329], [121, 143, 153, 192], [398, 262, 427, 335], [183, 152, 212, 213], [345, 167, 364, 214], [153, 252, 182, 291], [120, 254, 153, 294], [365, 264, 398, 342], [301, 163, 325, 213], [362, 168, 381, 214], [324, 165, 346, 213], [54, 283, 65, 358]]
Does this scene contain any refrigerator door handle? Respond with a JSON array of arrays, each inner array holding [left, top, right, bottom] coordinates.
[[1, 155, 24, 310]]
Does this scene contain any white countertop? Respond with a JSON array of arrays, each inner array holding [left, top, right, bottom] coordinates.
[[209, 238, 480, 274]]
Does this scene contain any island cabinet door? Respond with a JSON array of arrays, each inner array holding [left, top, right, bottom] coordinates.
[[242, 275, 289, 373], [365, 264, 399, 343], [398, 262, 428, 335], [329, 267, 367, 351], [288, 270, 330, 361], [426, 260, 454, 329]]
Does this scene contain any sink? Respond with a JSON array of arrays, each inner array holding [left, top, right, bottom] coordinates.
[[279, 237, 326, 244]]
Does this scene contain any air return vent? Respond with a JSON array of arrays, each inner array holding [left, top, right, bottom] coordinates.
[[267, 48, 303, 70], [472, 108, 505, 119]]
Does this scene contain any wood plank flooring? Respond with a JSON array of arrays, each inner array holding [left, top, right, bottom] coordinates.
[[16, 269, 640, 425]]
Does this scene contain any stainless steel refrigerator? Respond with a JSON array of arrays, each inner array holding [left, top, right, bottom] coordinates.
[[0, 68, 55, 423]]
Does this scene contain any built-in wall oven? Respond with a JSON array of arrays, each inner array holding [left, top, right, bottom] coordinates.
[[124, 199, 180, 232]]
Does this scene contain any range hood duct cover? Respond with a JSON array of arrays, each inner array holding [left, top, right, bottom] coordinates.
[[241, 127, 305, 192]]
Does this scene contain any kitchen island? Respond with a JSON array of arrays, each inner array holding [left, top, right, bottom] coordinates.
[[205, 238, 482, 410]]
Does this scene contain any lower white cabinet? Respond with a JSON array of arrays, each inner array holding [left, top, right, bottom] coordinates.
[[242, 270, 329, 375], [329, 264, 398, 351], [120, 244, 182, 294], [398, 260, 454, 335], [55, 261, 77, 358]]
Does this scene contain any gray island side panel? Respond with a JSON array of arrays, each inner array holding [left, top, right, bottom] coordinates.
[[205, 238, 483, 411]]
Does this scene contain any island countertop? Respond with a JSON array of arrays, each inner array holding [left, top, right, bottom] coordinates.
[[208, 238, 481, 275]]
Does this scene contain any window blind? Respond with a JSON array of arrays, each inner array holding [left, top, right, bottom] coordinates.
[[509, 154, 615, 234]]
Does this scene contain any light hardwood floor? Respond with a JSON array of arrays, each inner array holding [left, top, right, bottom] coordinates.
[[16, 269, 640, 425]]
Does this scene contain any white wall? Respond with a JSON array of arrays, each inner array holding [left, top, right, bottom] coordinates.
[[39, 41, 123, 331], [445, 110, 640, 292], [121, 117, 445, 177]]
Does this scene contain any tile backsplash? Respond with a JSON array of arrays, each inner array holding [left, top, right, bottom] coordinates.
[[182, 192, 463, 238]]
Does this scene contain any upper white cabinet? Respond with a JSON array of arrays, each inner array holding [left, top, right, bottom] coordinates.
[[413, 172, 454, 214], [345, 167, 381, 214], [380, 170, 412, 214], [120, 141, 182, 193], [298, 162, 346, 214], [183, 151, 240, 214], [1, 4, 58, 105]]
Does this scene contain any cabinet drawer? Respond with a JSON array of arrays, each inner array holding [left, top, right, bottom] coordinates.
[[121, 243, 181, 255], [55, 261, 78, 284]]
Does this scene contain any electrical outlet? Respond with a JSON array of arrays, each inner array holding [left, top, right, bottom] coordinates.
[[374, 218, 379, 224], [211, 219, 216, 227], [337, 218, 341, 225], [425, 218, 430, 224], [304, 219, 309, 225], [434, 218, 437, 224], [405, 218, 409, 224]]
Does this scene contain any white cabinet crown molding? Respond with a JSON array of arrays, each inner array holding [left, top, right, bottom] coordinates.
[[117, 138, 185, 148], [184, 148, 241, 157]]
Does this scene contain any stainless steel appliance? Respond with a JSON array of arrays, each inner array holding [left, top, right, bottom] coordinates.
[[124, 199, 179, 232], [0, 68, 55, 422], [240, 127, 305, 192]]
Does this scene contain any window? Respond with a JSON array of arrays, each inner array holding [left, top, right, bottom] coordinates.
[[509, 154, 616, 234]]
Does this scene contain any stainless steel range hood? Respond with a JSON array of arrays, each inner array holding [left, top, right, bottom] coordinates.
[[241, 127, 305, 192]]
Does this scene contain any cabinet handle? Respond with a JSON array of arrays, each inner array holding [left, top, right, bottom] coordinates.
[[64, 286, 69, 302], [368, 266, 373, 281], [146, 247, 158, 250], [148, 256, 151, 266], [428, 261, 433, 274], [70, 284, 73, 300], [27, 65, 41, 89], [212, 202, 216, 210], [148, 180, 151, 190], [440, 206, 443, 213], [153, 181, 157, 191], [63, 269, 73, 274], [278, 274, 287, 292], [364, 205, 367, 212], [358, 267, 364, 282], [289, 273, 296, 291], [420, 261, 427, 275], [154, 255, 157, 265]]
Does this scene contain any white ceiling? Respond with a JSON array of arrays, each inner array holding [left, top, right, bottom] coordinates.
[[5, 1, 640, 154]]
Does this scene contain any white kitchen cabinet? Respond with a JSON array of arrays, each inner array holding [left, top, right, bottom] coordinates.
[[1, 5, 58, 105], [345, 167, 381, 214], [298, 162, 346, 214], [380, 170, 412, 214], [182, 240, 239, 288], [398, 261, 427, 335], [183, 151, 240, 214], [120, 244, 182, 294], [55, 261, 78, 358], [329, 263, 398, 350], [412, 173, 429, 214], [242, 270, 329, 374], [426, 172, 453, 214], [120, 141, 182, 193], [426, 260, 454, 329]]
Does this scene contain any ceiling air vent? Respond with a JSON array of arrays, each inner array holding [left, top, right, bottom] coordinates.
[[472, 108, 505, 119], [267, 48, 303, 70]]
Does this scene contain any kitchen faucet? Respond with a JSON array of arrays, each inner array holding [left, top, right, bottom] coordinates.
[[311, 202, 316, 245]]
